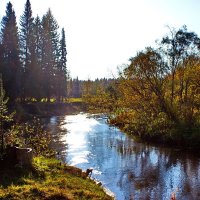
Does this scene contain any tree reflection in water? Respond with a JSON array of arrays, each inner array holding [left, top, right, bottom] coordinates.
[[115, 138, 200, 199], [46, 114, 200, 200]]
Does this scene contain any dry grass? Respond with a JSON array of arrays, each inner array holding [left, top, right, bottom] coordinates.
[[0, 157, 113, 200]]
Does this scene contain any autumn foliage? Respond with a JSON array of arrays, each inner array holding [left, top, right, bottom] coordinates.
[[87, 26, 200, 149]]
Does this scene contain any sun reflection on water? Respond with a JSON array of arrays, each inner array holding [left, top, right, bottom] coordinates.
[[61, 113, 99, 166]]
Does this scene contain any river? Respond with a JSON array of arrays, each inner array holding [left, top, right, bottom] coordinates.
[[47, 113, 200, 200]]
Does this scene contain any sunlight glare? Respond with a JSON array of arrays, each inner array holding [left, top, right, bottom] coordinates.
[[61, 113, 99, 165]]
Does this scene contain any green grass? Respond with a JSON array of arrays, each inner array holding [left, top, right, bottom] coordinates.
[[67, 98, 83, 103], [0, 157, 113, 200]]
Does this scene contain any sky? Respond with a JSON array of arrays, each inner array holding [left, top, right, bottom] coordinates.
[[1, 0, 200, 80]]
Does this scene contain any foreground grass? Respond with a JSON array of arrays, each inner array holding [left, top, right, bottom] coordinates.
[[0, 157, 113, 200]]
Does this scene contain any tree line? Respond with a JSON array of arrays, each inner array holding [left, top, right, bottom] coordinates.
[[0, 0, 67, 102], [67, 77, 114, 99]]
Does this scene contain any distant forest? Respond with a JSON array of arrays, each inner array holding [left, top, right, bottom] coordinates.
[[68, 78, 114, 98], [0, 0, 67, 102]]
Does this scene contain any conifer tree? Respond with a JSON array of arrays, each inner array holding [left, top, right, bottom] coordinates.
[[41, 9, 60, 101], [59, 28, 67, 72], [20, 0, 35, 99], [32, 15, 43, 100], [72, 77, 81, 98], [34, 16, 42, 66], [57, 28, 67, 101], [1, 2, 21, 101], [0, 1, 69, 102], [0, 44, 3, 72]]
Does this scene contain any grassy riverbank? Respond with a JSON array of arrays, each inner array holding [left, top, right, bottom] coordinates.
[[0, 157, 113, 200], [108, 112, 200, 153]]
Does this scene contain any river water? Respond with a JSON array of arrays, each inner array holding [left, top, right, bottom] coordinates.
[[47, 113, 200, 200]]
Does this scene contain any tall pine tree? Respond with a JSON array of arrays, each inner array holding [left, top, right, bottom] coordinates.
[[0, 44, 3, 73], [34, 16, 42, 66], [1, 2, 21, 101], [20, 0, 35, 99], [57, 28, 67, 101], [31, 15, 43, 100], [41, 9, 60, 101]]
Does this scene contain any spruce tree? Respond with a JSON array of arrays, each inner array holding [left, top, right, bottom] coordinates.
[[0, 44, 3, 73], [1, 2, 21, 101], [34, 16, 42, 66], [59, 28, 67, 73], [72, 77, 81, 98], [20, 0, 34, 99], [57, 28, 67, 101], [41, 9, 60, 101], [32, 15, 43, 100]]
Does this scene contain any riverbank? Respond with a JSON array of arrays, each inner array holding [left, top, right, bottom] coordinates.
[[108, 114, 200, 154], [0, 156, 113, 200], [10, 102, 86, 121]]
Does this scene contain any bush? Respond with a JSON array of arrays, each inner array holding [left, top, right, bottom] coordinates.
[[5, 118, 55, 157]]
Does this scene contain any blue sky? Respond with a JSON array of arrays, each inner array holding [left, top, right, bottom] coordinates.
[[1, 0, 200, 80]]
